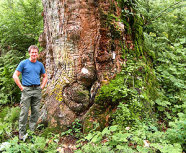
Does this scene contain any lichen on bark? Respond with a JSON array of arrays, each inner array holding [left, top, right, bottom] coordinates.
[[40, 0, 156, 132]]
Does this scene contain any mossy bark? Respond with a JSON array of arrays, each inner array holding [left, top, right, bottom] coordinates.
[[83, 0, 158, 132]]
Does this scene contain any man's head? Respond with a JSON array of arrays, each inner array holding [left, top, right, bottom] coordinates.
[[28, 45, 39, 53], [28, 45, 39, 62]]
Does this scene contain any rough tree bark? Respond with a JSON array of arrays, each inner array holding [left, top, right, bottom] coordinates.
[[39, 0, 134, 131]]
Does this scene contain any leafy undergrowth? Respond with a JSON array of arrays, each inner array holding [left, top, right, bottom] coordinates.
[[1, 105, 185, 153], [0, 106, 81, 153], [75, 113, 185, 153], [0, 106, 53, 152]]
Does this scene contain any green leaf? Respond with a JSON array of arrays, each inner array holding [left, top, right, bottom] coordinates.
[[109, 125, 119, 132], [91, 132, 102, 143], [102, 127, 110, 136], [85, 133, 94, 141]]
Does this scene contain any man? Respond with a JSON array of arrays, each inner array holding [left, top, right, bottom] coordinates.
[[13, 45, 47, 140]]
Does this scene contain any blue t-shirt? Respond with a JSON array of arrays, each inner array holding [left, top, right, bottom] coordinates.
[[16, 59, 45, 86]]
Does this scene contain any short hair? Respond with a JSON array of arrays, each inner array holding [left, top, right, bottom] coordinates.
[[28, 45, 39, 52]]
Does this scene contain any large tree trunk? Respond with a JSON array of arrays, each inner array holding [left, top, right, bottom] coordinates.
[[39, 0, 134, 131]]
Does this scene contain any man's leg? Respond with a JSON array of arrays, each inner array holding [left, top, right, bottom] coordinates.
[[19, 87, 31, 138], [29, 87, 41, 131]]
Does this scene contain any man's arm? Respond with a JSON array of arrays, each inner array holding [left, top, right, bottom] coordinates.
[[13, 70, 24, 91], [40, 73, 48, 89]]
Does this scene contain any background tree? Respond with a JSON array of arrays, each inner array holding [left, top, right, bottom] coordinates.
[[0, 0, 43, 104], [0, 0, 43, 53]]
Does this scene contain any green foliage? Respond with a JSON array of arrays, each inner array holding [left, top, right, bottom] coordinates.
[[0, 106, 20, 142], [4, 107, 20, 123], [0, 50, 24, 104], [61, 119, 83, 139], [96, 54, 157, 127], [76, 119, 184, 153], [138, 0, 186, 120], [0, 106, 9, 120], [0, 0, 43, 52], [0, 132, 59, 153], [145, 113, 185, 152], [166, 113, 186, 149], [0, 106, 58, 152], [117, 0, 137, 10]]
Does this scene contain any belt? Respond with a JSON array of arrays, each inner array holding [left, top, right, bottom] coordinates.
[[23, 84, 40, 87]]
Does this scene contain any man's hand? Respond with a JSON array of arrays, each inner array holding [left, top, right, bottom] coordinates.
[[40, 73, 47, 89], [13, 70, 23, 91], [20, 86, 24, 91]]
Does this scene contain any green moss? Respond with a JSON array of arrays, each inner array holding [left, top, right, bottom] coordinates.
[[99, 3, 123, 39], [122, 18, 131, 34], [83, 104, 111, 134], [83, 0, 159, 132], [107, 13, 119, 22], [77, 90, 89, 97], [40, 126, 62, 137], [95, 54, 158, 127], [132, 15, 144, 57]]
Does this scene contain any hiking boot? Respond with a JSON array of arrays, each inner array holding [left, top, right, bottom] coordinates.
[[19, 133, 24, 140], [19, 133, 28, 141]]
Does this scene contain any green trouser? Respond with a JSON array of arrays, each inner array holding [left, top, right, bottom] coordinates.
[[19, 86, 42, 136]]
